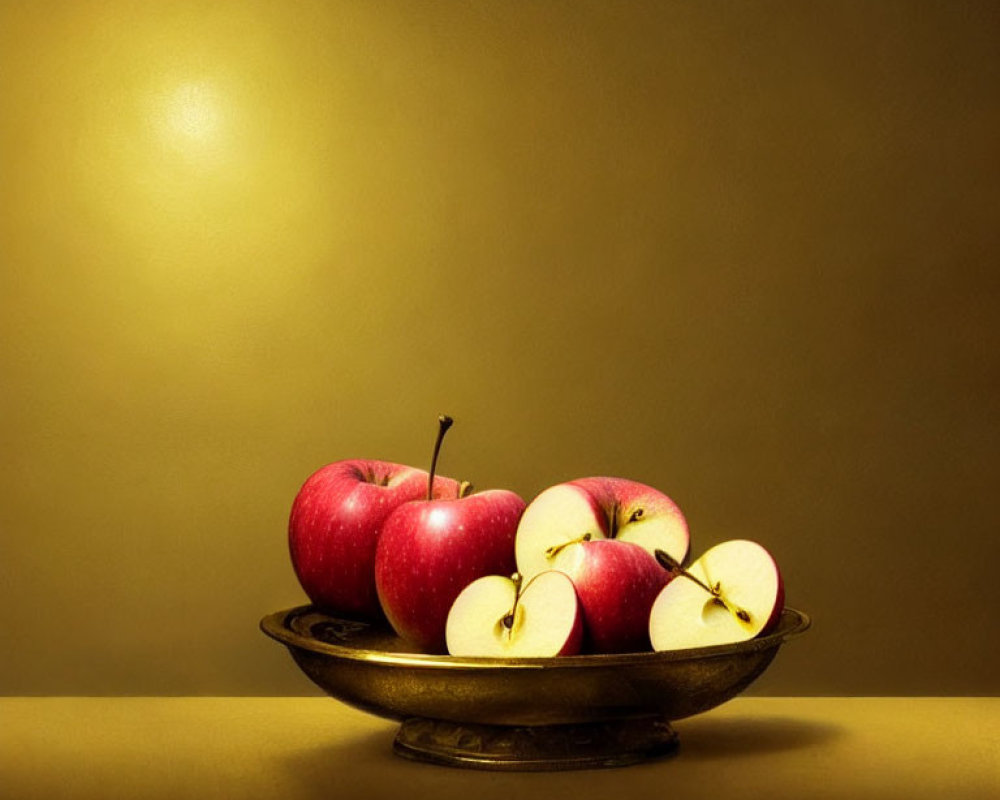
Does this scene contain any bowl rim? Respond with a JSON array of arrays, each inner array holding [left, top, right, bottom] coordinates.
[[260, 605, 811, 670]]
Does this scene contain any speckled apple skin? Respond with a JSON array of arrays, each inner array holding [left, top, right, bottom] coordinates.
[[288, 460, 460, 619], [560, 539, 672, 654], [374, 490, 525, 653]]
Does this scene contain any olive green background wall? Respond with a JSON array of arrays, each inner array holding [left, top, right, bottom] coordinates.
[[2, 1, 997, 696]]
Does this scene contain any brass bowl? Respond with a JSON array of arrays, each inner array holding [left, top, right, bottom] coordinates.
[[260, 604, 810, 771]]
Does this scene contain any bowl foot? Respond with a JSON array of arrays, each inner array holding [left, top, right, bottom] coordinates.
[[393, 716, 678, 771]]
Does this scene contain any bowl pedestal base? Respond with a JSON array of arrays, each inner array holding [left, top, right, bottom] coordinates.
[[393, 715, 679, 771]]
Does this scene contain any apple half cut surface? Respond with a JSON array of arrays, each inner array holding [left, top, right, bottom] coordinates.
[[515, 477, 690, 582], [445, 571, 583, 658], [649, 539, 784, 651]]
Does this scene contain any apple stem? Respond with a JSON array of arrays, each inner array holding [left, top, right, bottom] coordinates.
[[607, 504, 620, 538], [654, 549, 752, 623], [427, 415, 454, 500], [501, 572, 524, 633], [545, 532, 592, 560], [458, 480, 473, 498]]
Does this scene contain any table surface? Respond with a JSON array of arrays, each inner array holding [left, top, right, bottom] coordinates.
[[2, 697, 997, 800]]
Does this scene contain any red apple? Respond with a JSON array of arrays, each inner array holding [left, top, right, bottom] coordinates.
[[649, 540, 785, 651], [445, 571, 583, 657], [288, 459, 460, 618], [374, 416, 525, 653], [515, 476, 689, 582], [549, 538, 671, 654]]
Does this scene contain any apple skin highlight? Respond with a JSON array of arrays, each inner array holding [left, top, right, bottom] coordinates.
[[288, 459, 460, 619]]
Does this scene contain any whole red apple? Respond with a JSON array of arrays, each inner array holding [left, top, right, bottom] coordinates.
[[551, 538, 671, 653], [373, 416, 525, 653], [288, 459, 460, 618]]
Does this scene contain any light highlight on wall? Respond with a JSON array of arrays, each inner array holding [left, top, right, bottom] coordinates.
[[162, 81, 222, 144]]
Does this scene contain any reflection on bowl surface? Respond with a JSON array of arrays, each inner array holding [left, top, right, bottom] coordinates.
[[261, 605, 810, 727]]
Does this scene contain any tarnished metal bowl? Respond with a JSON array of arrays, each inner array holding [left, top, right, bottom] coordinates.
[[261, 605, 809, 770]]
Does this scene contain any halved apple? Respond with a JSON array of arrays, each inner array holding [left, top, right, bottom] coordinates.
[[445, 571, 583, 658], [649, 539, 784, 651], [515, 477, 689, 582]]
